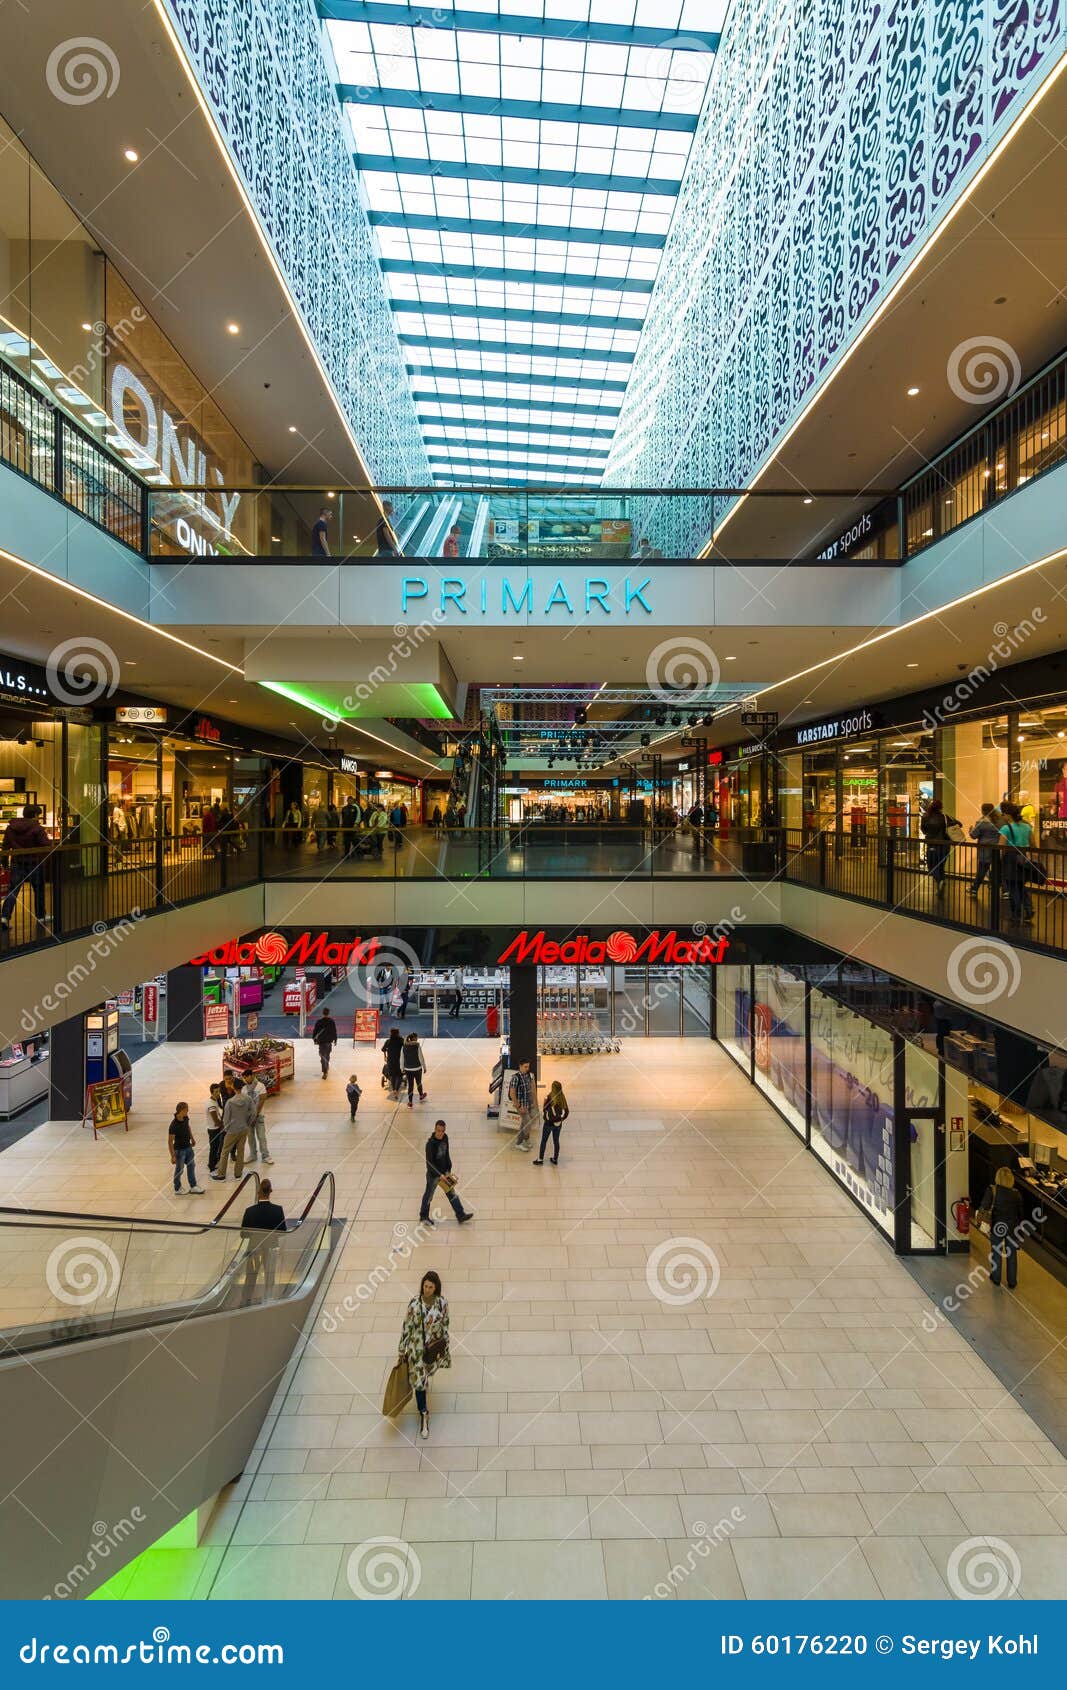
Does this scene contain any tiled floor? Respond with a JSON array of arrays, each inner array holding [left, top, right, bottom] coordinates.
[[3, 1034, 1067, 1600]]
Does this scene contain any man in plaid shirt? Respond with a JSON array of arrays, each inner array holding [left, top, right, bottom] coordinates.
[[509, 1060, 537, 1152]]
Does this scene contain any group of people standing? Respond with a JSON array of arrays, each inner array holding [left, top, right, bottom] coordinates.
[[921, 798, 1040, 921], [168, 1069, 273, 1193], [280, 797, 405, 859]]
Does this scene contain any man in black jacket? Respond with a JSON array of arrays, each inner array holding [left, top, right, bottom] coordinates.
[[240, 1178, 288, 1303], [311, 1007, 338, 1077], [1, 805, 51, 930], [419, 1120, 473, 1227]]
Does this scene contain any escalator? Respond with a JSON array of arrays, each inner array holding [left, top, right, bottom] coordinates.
[[0, 1172, 341, 1598]]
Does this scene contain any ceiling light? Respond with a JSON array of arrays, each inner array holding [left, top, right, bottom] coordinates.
[[326, 490, 336, 499], [725, 655, 736, 662], [288, 425, 297, 434], [907, 662, 919, 668], [513, 654, 524, 662], [803, 496, 813, 505], [226, 322, 240, 336], [271, 534, 280, 543], [123, 148, 139, 164], [922, 528, 934, 537], [80, 321, 92, 332], [907, 386, 920, 396]]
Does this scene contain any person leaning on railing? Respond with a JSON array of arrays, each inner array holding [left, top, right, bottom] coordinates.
[[0, 804, 51, 931]]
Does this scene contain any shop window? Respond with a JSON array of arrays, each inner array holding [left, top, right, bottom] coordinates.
[[751, 965, 806, 1136], [809, 987, 895, 1236]]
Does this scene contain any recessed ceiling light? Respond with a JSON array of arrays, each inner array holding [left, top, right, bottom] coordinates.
[[326, 490, 336, 499], [513, 654, 524, 661], [226, 322, 240, 336], [906, 386, 920, 397], [125, 660, 137, 665], [725, 655, 736, 661], [271, 534, 280, 543], [288, 425, 297, 434], [907, 662, 919, 668], [123, 147, 139, 163], [803, 496, 813, 505], [80, 321, 92, 332]]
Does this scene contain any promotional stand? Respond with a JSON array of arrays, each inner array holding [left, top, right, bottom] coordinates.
[[82, 1076, 129, 1139]]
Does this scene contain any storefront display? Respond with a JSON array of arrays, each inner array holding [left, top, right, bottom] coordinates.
[[223, 1037, 295, 1095]]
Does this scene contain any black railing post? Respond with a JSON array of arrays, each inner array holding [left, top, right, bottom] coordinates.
[[155, 828, 165, 910], [140, 484, 151, 557], [52, 405, 64, 500], [818, 829, 827, 889], [220, 839, 229, 892], [257, 825, 265, 883], [885, 835, 895, 907], [989, 848, 1001, 934]]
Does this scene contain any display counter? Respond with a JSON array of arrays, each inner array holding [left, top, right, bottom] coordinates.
[[0, 1052, 49, 1118], [223, 1038, 295, 1096], [413, 969, 507, 1016]]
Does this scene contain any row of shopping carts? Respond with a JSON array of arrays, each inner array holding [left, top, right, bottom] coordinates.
[[537, 1009, 619, 1055]]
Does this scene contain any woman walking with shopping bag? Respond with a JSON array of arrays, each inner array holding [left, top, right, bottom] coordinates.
[[396, 1270, 451, 1439]]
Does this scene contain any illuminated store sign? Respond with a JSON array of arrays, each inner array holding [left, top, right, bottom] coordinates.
[[194, 716, 222, 743], [336, 753, 360, 776], [400, 576, 652, 617], [498, 928, 730, 966], [793, 708, 881, 747], [116, 705, 168, 726], [190, 931, 381, 968], [0, 655, 54, 706], [109, 360, 240, 549], [817, 511, 873, 562]]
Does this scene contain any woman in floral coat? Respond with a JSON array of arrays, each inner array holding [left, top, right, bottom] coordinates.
[[398, 1270, 450, 1439]]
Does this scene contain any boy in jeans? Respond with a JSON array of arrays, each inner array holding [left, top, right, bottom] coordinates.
[[168, 1101, 204, 1194], [346, 1074, 362, 1120]]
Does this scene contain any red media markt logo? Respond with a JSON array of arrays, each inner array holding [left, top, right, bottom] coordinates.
[[498, 928, 729, 967], [188, 931, 380, 968], [605, 930, 639, 962], [254, 932, 288, 965]]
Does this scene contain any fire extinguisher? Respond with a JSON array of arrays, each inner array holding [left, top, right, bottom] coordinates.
[[952, 1198, 971, 1235]]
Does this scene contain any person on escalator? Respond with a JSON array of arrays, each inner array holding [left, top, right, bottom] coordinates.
[[240, 1178, 288, 1304]]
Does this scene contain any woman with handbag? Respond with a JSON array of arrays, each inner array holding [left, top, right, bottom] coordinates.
[[401, 1030, 428, 1105], [920, 799, 959, 895], [398, 1269, 451, 1439], [419, 1119, 473, 1227], [533, 1080, 570, 1166], [977, 1166, 1025, 1288], [998, 802, 1036, 924]]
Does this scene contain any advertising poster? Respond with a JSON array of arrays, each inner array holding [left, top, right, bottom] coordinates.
[[84, 1078, 128, 1138], [353, 1008, 380, 1042], [204, 1002, 230, 1038]]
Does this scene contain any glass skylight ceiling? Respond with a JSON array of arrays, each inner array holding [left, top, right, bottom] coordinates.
[[325, 0, 724, 484]]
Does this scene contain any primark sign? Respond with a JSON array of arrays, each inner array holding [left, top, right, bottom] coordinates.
[[400, 575, 652, 617]]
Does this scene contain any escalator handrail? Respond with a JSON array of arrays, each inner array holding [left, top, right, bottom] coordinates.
[[297, 1168, 335, 1225], [0, 1172, 262, 1236]]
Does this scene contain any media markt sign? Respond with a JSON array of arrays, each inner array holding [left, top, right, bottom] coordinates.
[[189, 931, 381, 967], [497, 928, 731, 966]]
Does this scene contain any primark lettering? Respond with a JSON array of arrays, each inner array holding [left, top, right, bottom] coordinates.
[[400, 576, 652, 617]]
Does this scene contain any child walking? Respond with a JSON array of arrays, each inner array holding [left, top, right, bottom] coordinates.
[[346, 1074, 363, 1121]]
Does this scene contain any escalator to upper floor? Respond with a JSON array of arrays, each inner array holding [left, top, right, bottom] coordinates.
[[0, 1172, 341, 1598]]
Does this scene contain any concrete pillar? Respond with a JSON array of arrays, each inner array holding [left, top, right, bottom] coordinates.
[[49, 1011, 87, 1122], [166, 964, 205, 1043], [508, 963, 538, 1078]]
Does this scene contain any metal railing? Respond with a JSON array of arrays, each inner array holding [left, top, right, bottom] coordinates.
[[779, 826, 1067, 957]]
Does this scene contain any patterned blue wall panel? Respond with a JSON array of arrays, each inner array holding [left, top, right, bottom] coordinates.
[[606, 0, 1066, 553], [163, 0, 429, 485]]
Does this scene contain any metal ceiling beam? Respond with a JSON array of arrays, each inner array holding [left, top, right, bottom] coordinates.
[[428, 441, 610, 460], [382, 260, 654, 292], [390, 299, 645, 331], [355, 153, 682, 197], [400, 333, 635, 362], [338, 87, 700, 132], [413, 392, 621, 416], [369, 209, 665, 248], [408, 365, 629, 391], [419, 413, 617, 436], [322, 2, 720, 50]]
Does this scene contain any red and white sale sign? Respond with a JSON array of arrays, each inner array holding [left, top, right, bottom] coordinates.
[[353, 1008, 380, 1042], [204, 1002, 230, 1038], [142, 983, 159, 1024]]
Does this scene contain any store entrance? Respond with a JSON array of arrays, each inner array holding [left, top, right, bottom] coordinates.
[[536, 964, 713, 1048]]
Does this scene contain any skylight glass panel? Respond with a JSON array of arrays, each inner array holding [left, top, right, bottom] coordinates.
[[329, 2, 718, 481]]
